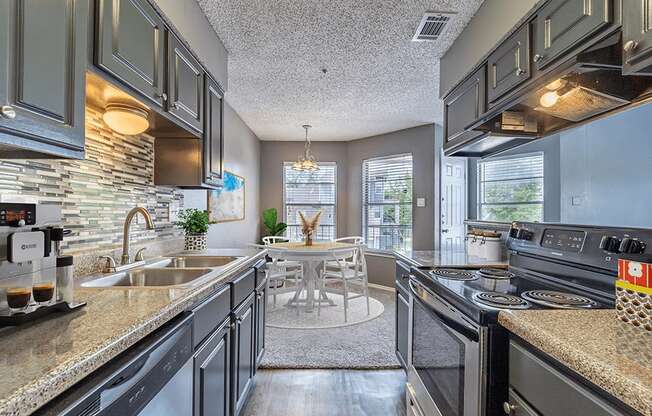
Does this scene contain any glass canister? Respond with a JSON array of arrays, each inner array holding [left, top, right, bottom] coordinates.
[[56, 256, 74, 304]]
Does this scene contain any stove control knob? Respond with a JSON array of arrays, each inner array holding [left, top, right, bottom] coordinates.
[[599, 236, 621, 253], [516, 229, 533, 241], [619, 238, 646, 254]]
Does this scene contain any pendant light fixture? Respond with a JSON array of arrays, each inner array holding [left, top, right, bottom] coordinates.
[[292, 124, 319, 172]]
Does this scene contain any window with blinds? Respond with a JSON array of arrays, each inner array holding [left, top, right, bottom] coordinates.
[[283, 162, 337, 241], [478, 153, 544, 222], [362, 154, 413, 251]]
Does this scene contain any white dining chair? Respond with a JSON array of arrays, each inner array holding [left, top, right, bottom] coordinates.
[[325, 236, 364, 270], [263, 239, 303, 308], [318, 244, 370, 322]]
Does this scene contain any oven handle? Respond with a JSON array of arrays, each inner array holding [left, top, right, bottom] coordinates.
[[409, 279, 480, 343]]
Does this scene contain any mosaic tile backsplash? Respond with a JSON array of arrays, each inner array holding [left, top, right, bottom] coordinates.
[[0, 106, 184, 266]]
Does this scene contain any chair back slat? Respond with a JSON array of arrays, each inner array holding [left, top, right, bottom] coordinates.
[[262, 236, 290, 245]]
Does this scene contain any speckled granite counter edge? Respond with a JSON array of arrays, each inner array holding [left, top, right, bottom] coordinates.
[[498, 311, 652, 416], [0, 250, 267, 416]]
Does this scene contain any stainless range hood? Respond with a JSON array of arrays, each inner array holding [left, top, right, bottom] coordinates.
[[454, 32, 652, 158]]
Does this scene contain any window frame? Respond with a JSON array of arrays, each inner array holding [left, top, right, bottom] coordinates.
[[476, 151, 545, 222], [362, 153, 414, 251], [282, 161, 337, 241]]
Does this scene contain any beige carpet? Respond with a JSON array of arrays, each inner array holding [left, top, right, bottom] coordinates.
[[260, 286, 400, 369]]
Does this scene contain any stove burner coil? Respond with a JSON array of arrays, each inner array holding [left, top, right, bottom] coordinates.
[[520, 290, 597, 309], [430, 268, 478, 281], [472, 292, 530, 309], [476, 268, 516, 280]]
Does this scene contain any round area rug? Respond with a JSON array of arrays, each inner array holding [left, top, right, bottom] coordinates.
[[266, 291, 384, 329]]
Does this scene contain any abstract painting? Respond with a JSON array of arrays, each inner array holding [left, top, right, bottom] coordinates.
[[207, 171, 245, 223]]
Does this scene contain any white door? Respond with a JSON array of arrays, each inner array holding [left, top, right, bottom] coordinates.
[[440, 156, 467, 251]]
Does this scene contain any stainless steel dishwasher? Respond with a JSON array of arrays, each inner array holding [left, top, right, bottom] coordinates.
[[46, 312, 194, 416]]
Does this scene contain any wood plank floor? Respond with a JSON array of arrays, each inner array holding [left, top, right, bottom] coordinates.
[[241, 369, 407, 416]]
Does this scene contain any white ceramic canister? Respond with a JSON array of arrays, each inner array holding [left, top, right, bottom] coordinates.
[[483, 236, 503, 262]]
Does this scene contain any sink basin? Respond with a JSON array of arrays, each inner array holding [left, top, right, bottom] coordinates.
[[81, 268, 213, 288], [149, 256, 243, 269]]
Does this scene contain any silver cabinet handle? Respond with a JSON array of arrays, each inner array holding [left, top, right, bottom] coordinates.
[[236, 317, 243, 324], [515, 68, 526, 76], [257, 293, 263, 299], [156, 93, 168, 101], [1, 105, 16, 119], [624, 40, 639, 54], [503, 402, 518, 414], [533, 54, 545, 63]]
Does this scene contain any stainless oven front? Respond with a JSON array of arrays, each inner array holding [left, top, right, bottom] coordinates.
[[407, 277, 486, 416]]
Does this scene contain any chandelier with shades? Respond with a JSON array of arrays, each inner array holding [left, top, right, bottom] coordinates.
[[292, 124, 320, 172]]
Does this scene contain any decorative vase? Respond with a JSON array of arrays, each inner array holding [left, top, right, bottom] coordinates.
[[305, 233, 313, 246], [184, 233, 207, 251]]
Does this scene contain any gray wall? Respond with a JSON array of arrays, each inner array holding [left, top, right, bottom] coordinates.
[[259, 124, 437, 250], [347, 125, 436, 250], [439, 0, 538, 97], [183, 102, 261, 247], [467, 135, 561, 222], [260, 141, 349, 235], [559, 103, 652, 228], [153, 0, 228, 90]]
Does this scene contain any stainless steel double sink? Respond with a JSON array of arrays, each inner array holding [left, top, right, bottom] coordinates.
[[81, 255, 243, 288]]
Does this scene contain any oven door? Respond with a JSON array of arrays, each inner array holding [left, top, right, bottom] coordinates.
[[407, 277, 483, 416]]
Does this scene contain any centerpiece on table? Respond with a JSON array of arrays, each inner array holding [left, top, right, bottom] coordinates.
[[299, 210, 321, 246], [176, 208, 210, 251]]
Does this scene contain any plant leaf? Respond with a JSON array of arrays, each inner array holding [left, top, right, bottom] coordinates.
[[262, 208, 278, 231]]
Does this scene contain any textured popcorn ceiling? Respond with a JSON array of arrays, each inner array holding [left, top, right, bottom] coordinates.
[[196, 0, 483, 141]]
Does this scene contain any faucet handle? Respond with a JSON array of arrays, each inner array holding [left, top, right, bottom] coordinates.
[[99, 255, 117, 273], [135, 247, 147, 262]]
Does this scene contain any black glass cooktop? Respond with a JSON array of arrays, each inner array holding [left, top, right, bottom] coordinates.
[[411, 266, 614, 325]]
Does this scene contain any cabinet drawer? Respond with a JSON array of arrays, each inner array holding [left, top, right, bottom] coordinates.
[[533, 0, 612, 70], [193, 284, 231, 348], [488, 23, 531, 106], [443, 65, 486, 148], [509, 341, 623, 416], [232, 268, 256, 308], [505, 389, 541, 416]]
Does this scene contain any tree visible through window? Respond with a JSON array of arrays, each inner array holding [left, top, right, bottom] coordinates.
[[478, 153, 544, 222], [283, 162, 337, 241], [363, 154, 413, 251]]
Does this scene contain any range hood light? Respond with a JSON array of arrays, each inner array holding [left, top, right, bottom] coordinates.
[[539, 91, 560, 108], [103, 103, 150, 135]]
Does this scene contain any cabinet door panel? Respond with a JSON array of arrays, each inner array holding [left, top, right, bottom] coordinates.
[[443, 65, 486, 150], [0, 0, 86, 155], [96, 0, 166, 107], [232, 295, 255, 416], [623, 0, 652, 74], [488, 24, 531, 106], [254, 287, 266, 369], [395, 288, 409, 369], [194, 321, 230, 416], [204, 75, 223, 185], [168, 34, 203, 133], [534, 0, 611, 70]]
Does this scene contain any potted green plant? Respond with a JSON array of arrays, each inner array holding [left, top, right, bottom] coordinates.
[[262, 208, 287, 238], [176, 209, 210, 251]]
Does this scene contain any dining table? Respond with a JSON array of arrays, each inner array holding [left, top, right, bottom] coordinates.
[[267, 241, 358, 312]]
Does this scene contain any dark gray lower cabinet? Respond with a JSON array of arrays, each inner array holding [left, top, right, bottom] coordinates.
[[254, 280, 266, 370], [507, 340, 627, 416], [194, 317, 231, 416], [232, 292, 256, 416], [0, 0, 87, 159], [395, 282, 409, 370]]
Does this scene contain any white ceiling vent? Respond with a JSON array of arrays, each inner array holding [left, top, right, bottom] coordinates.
[[412, 12, 456, 42]]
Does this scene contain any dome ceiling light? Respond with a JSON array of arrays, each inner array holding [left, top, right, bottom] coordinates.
[[102, 103, 150, 135]]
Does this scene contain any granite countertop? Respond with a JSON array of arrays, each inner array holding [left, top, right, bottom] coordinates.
[[393, 249, 507, 268], [499, 309, 652, 416], [0, 248, 266, 416]]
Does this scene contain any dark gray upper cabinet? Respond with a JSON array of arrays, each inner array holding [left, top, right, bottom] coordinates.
[[622, 0, 652, 75], [168, 33, 204, 133], [533, 0, 612, 70], [0, 0, 87, 159], [96, 0, 167, 108], [232, 293, 255, 416], [204, 75, 224, 185], [487, 23, 531, 106], [443, 65, 486, 149], [194, 318, 231, 416]]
